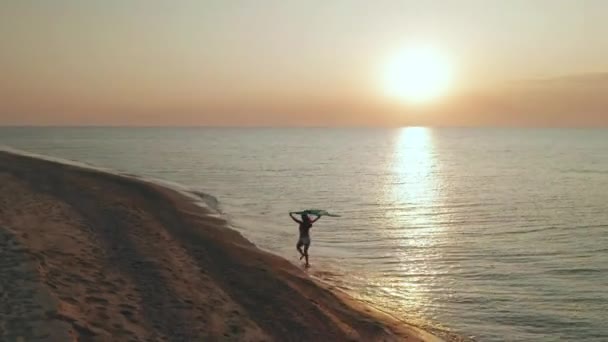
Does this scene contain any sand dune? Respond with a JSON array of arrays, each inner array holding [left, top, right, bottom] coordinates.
[[0, 150, 443, 341]]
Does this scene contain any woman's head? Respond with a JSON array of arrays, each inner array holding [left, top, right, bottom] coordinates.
[[301, 213, 310, 222]]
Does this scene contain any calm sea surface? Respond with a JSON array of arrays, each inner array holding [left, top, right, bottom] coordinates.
[[1, 127, 607, 341]]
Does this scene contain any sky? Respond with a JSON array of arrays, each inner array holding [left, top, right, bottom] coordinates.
[[1, 0, 607, 127]]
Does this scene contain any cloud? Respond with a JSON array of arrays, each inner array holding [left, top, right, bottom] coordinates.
[[426, 72, 608, 127], [524, 72, 608, 86]]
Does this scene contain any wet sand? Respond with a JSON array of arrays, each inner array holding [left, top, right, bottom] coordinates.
[[0, 150, 443, 341]]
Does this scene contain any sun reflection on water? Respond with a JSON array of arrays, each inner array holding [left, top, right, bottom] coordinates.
[[379, 127, 443, 320], [390, 127, 439, 226]]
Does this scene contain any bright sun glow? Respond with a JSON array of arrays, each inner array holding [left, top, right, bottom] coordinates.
[[382, 46, 453, 104]]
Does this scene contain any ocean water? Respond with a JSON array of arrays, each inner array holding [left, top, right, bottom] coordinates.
[[1, 127, 607, 341]]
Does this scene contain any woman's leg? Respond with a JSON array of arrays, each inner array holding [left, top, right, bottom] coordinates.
[[303, 244, 310, 266], [296, 240, 304, 259]]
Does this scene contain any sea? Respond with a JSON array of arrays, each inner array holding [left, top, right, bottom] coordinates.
[[1, 127, 606, 341]]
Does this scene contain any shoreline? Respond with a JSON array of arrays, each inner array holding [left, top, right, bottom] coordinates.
[[0, 148, 450, 341]]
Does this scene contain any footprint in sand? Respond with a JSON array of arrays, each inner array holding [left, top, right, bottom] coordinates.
[[84, 296, 109, 305], [0, 229, 72, 340]]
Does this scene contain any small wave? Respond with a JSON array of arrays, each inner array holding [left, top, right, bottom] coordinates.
[[146, 180, 223, 217], [547, 268, 603, 275], [189, 190, 221, 212], [491, 223, 608, 236], [561, 168, 608, 175], [490, 225, 561, 236]]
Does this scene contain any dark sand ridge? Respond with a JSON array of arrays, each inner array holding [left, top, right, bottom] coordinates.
[[0, 150, 449, 341]]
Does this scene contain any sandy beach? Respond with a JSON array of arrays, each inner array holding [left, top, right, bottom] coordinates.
[[0, 150, 442, 341]]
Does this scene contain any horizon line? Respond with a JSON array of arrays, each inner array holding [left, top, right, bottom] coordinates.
[[1, 124, 607, 129]]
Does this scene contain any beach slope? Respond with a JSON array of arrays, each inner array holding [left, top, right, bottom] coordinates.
[[0, 150, 440, 341]]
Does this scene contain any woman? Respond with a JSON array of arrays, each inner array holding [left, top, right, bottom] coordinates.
[[289, 211, 321, 267]]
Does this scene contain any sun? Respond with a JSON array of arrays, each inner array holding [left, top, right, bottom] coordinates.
[[381, 45, 453, 104]]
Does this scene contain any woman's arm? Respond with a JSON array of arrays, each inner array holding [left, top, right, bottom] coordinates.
[[289, 212, 302, 224]]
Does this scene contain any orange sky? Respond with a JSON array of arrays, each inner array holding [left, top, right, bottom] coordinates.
[[1, 1, 607, 127]]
